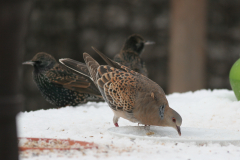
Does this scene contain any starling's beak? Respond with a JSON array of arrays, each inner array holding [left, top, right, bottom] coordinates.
[[176, 125, 181, 136], [22, 61, 35, 66], [144, 41, 155, 45]]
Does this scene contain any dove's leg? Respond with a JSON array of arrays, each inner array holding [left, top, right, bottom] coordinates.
[[113, 115, 119, 127]]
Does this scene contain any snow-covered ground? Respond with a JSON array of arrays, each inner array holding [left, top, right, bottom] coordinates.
[[17, 89, 240, 160]]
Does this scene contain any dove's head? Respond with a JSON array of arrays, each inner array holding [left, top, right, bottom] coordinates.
[[23, 52, 57, 73], [163, 106, 182, 136], [135, 89, 182, 136], [123, 34, 154, 55]]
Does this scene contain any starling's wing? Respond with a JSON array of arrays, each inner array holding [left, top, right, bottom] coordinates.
[[46, 64, 102, 96], [59, 58, 90, 78], [113, 54, 121, 62], [119, 50, 148, 77], [97, 65, 137, 113], [91, 46, 136, 75], [113, 53, 127, 66]]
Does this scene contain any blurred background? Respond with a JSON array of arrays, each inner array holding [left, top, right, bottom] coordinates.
[[21, 0, 240, 111]]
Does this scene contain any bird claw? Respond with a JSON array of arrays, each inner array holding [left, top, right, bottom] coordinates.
[[114, 123, 119, 127]]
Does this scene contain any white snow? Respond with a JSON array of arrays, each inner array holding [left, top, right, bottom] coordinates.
[[17, 89, 240, 160]]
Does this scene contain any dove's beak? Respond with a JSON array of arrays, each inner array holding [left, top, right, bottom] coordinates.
[[144, 41, 155, 45], [176, 125, 181, 136], [22, 61, 34, 66]]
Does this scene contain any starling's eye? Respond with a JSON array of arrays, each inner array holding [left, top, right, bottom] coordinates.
[[172, 118, 176, 123], [136, 43, 141, 48], [34, 61, 42, 65], [135, 43, 144, 54]]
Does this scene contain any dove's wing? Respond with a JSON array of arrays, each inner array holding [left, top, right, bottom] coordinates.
[[96, 65, 139, 113]]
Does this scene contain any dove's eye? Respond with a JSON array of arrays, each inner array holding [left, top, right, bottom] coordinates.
[[172, 118, 176, 123]]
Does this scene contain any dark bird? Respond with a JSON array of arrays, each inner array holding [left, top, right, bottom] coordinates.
[[22, 52, 104, 107], [60, 47, 182, 136], [113, 34, 154, 77]]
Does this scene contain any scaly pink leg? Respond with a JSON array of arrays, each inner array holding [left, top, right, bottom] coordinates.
[[114, 123, 119, 127]]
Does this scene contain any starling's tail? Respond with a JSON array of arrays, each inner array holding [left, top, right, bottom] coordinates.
[[83, 52, 100, 85], [59, 58, 91, 78]]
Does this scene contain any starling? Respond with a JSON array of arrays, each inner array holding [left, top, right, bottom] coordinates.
[[61, 48, 182, 136], [113, 34, 154, 77], [23, 52, 104, 107]]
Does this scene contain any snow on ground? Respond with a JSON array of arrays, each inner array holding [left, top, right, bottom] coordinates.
[[17, 89, 240, 160]]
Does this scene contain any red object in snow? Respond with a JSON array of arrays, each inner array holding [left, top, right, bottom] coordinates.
[[18, 137, 97, 151]]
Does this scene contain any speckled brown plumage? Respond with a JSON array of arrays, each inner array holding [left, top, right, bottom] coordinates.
[[23, 52, 104, 107], [97, 65, 138, 113], [113, 34, 154, 77], [62, 48, 183, 136]]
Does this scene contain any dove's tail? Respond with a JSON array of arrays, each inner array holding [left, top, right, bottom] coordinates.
[[91, 46, 122, 70], [83, 52, 100, 85], [59, 58, 91, 78]]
